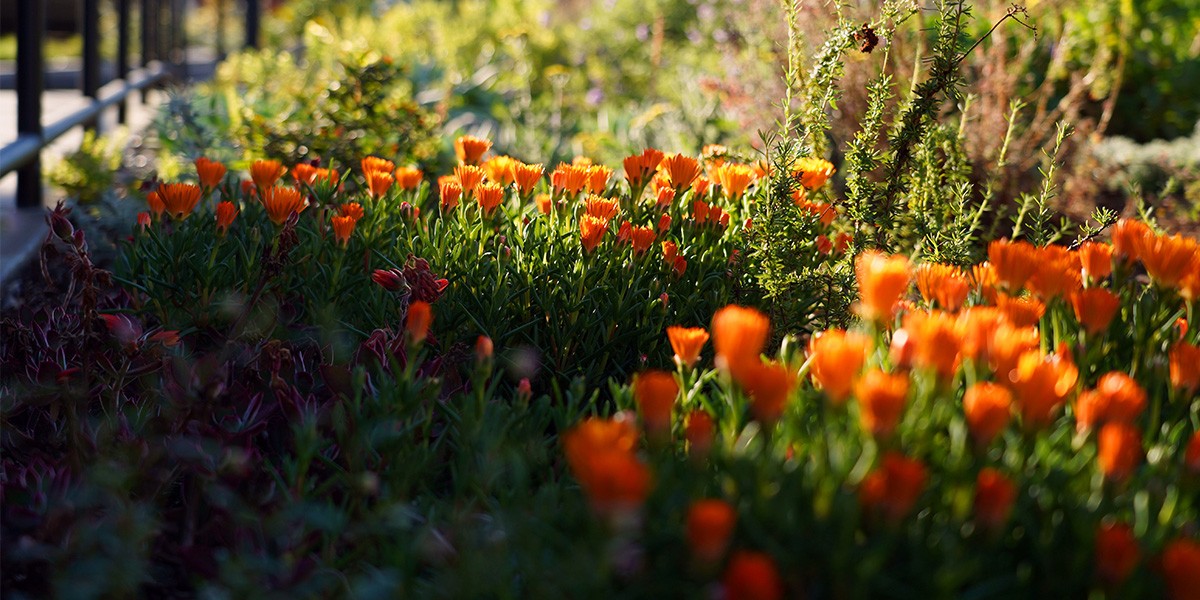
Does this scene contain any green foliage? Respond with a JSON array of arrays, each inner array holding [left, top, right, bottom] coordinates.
[[46, 128, 128, 204]]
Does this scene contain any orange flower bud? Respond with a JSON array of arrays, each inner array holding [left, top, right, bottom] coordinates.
[[1095, 522, 1139, 587], [1077, 241, 1113, 281], [1069, 288, 1121, 335], [475, 335, 493, 363], [1097, 422, 1142, 481], [808, 329, 868, 404], [579, 215, 609, 254], [711, 305, 770, 375], [633, 370, 679, 436], [855, 369, 909, 438], [1076, 372, 1146, 432], [963, 382, 1012, 446], [405, 301, 433, 345], [859, 452, 928, 523], [974, 468, 1016, 531], [394, 166, 424, 190], [338, 202, 365, 221], [330, 215, 356, 248], [476, 181, 505, 214], [901, 310, 963, 381], [685, 409, 715, 456], [562, 417, 650, 517], [195, 157, 227, 190], [439, 178, 463, 210], [686, 499, 737, 563], [1010, 349, 1079, 429], [723, 551, 783, 600], [214, 201, 238, 235], [667, 326, 709, 368], [855, 251, 911, 324], [737, 360, 796, 425]]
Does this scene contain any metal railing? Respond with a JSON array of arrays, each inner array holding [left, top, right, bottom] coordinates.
[[1, 0, 263, 208]]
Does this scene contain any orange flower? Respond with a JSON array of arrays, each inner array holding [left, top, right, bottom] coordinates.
[[996, 293, 1045, 328], [586, 165, 613, 194], [1095, 522, 1139, 587], [1170, 341, 1200, 392], [146, 191, 165, 219], [157, 183, 203, 220], [1110, 219, 1150, 261], [394, 166, 423, 190], [985, 323, 1041, 381], [1161, 538, 1200, 600], [453, 164, 485, 193], [405, 300, 433, 345], [562, 416, 651, 516], [974, 468, 1016, 531], [662, 240, 678, 264], [901, 310, 963, 381], [1075, 372, 1146, 433], [215, 201, 238, 235], [292, 163, 319, 186], [476, 181, 505, 214], [686, 499, 737, 563], [855, 251, 912, 323], [481, 156, 518, 186], [667, 326, 709, 368], [1078, 241, 1114, 281], [714, 163, 757, 200], [970, 262, 999, 304], [633, 370, 679, 436], [339, 202, 364, 221], [792, 156, 835, 190], [988, 239, 1039, 292], [962, 382, 1012, 446], [656, 186, 676, 208], [957, 307, 1003, 360], [365, 169, 394, 199], [512, 162, 544, 195], [630, 226, 656, 255], [855, 369, 909, 438], [737, 360, 796, 425], [136, 211, 151, 230], [1027, 244, 1082, 299], [1069, 288, 1120, 335], [579, 214, 609, 253], [439, 178, 463, 210], [585, 195, 620, 220], [331, 215, 356, 248], [262, 186, 307, 225], [859, 452, 928, 523], [194, 157, 226, 190], [623, 148, 665, 187], [536, 193, 553, 214], [808, 329, 868, 404], [915, 263, 970, 312], [551, 163, 591, 196], [1097, 422, 1142, 481], [693, 199, 710, 224], [685, 409, 715, 456], [711, 305, 770, 375], [250, 159, 287, 191], [1138, 232, 1200, 289], [454, 134, 492, 165], [361, 156, 395, 178], [723, 551, 783, 600], [1009, 349, 1078, 429], [661, 153, 701, 192], [673, 256, 687, 277], [796, 199, 836, 226]]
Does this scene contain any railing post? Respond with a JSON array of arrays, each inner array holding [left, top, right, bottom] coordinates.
[[118, 0, 131, 122], [16, 0, 46, 209], [245, 0, 261, 49], [140, 0, 154, 103], [82, 0, 102, 131], [216, 0, 227, 59]]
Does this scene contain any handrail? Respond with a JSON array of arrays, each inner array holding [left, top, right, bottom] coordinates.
[[2, 0, 262, 209]]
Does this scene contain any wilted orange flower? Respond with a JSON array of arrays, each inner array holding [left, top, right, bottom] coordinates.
[[157, 183, 203, 220], [215, 201, 238, 235], [1097, 422, 1142, 481], [250, 159, 287, 191], [439, 178, 463, 210], [585, 195, 620, 220], [792, 156, 835, 190], [661, 153, 701, 192], [996, 293, 1045, 328], [365, 169, 394, 198], [512, 162, 544, 195], [962, 382, 1012, 446], [808, 329, 868, 404], [453, 164, 485, 193], [361, 156, 395, 178], [339, 202, 364, 221], [901, 310, 963, 381], [667, 326, 709, 368], [394, 166, 423, 190], [1161, 538, 1200, 600], [723, 551, 782, 600], [481, 156, 518, 186], [580, 214, 609, 253], [476, 181, 505, 214], [988, 239, 1039, 292], [1069, 288, 1121, 335], [331, 215, 356, 248], [630, 226, 656, 255], [292, 163, 319, 186], [146, 191, 165, 219], [623, 148, 665, 187], [454, 134, 492, 165], [796, 199, 836, 226], [685, 409, 715, 456], [634, 370, 679, 437], [986, 323, 1041, 381], [711, 305, 770, 375], [1095, 522, 1139, 587], [1009, 349, 1078, 429], [551, 163, 591, 196], [195, 157, 226, 190], [1075, 372, 1146, 432], [1027, 245, 1082, 299], [855, 251, 912, 323], [1138, 232, 1199, 289], [714, 163, 757, 200], [738, 360, 796, 425], [859, 452, 928, 523], [974, 468, 1016, 531], [262, 186, 307, 225], [1170, 341, 1200, 392], [562, 416, 651, 516], [1078, 241, 1114, 281], [687, 499, 737, 564], [855, 369, 909, 438], [915, 263, 970, 312], [1110, 219, 1150, 261], [405, 300, 433, 344]]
